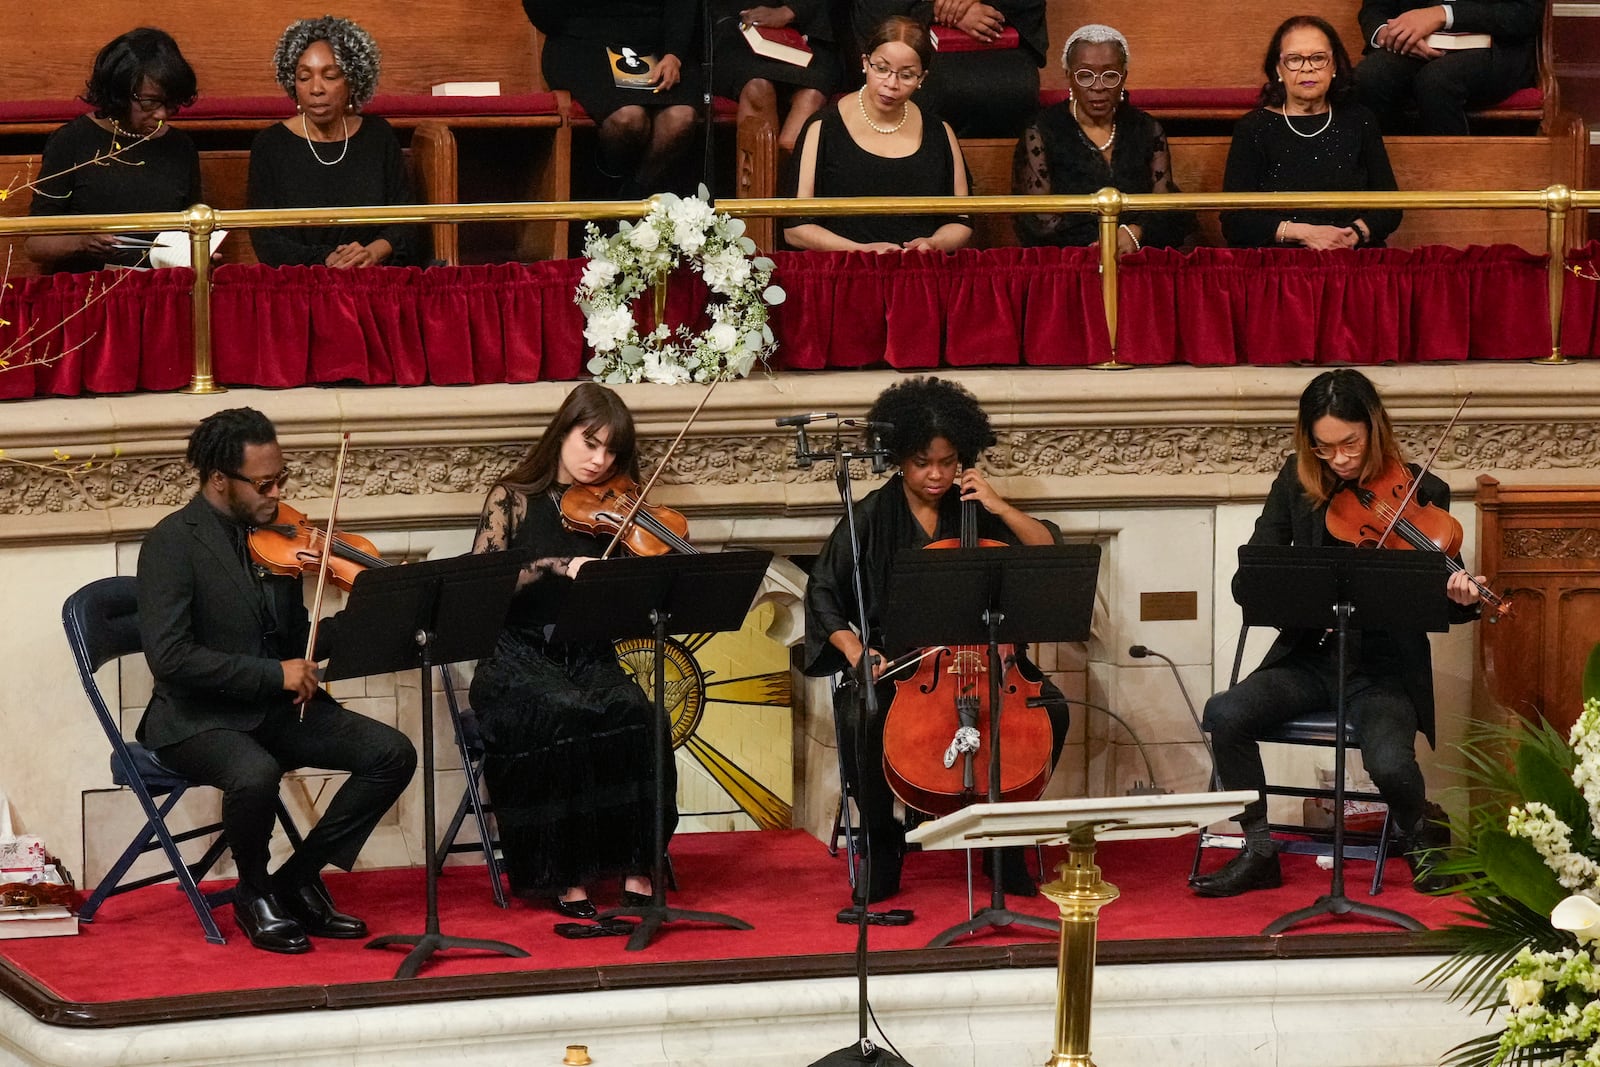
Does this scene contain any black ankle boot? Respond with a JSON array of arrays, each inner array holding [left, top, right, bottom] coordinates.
[[1397, 817, 1453, 893], [1191, 848, 1282, 898]]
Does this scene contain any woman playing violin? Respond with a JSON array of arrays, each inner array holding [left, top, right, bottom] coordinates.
[[803, 376, 1070, 903], [1193, 368, 1483, 899], [468, 383, 674, 918]]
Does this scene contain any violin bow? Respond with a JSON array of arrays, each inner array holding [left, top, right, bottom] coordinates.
[[599, 380, 720, 561], [301, 432, 351, 718], [1374, 393, 1470, 549]]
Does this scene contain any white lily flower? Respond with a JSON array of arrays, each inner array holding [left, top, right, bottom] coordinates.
[[1553, 895, 1600, 942]]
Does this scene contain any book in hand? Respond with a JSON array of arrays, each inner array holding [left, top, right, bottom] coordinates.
[[1425, 30, 1492, 49], [741, 23, 813, 67], [929, 24, 1020, 52], [148, 229, 229, 270], [608, 46, 661, 90]]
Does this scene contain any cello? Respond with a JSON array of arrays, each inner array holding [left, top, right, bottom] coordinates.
[[879, 482, 1055, 817]]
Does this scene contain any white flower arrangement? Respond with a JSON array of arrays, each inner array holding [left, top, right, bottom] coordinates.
[[575, 190, 785, 386]]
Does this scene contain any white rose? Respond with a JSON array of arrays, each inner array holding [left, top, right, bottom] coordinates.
[[707, 322, 738, 353], [629, 224, 662, 252], [1506, 976, 1545, 1011], [583, 306, 635, 352]]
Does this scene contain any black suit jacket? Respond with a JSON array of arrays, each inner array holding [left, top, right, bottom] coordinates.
[[1357, 0, 1541, 72], [1238, 455, 1479, 747], [136, 494, 338, 750]]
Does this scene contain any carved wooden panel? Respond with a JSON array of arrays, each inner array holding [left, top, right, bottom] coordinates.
[[1476, 476, 1600, 733]]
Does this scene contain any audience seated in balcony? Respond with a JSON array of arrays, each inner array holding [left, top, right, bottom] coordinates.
[[1012, 24, 1195, 253], [248, 17, 420, 269], [851, 0, 1045, 137], [1355, 0, 1541, 135], [524, 0, 698, 198], [711, 2, 841, 153], [784, 16, 972, 253], [26, 28, 201, 274], [1222, 14, 1401, 250]]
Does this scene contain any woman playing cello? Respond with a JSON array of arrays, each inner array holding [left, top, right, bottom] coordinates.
[[468, 383, 674, 918], [1193, 369, 1483, 899], [803, 376, 1070, 903]]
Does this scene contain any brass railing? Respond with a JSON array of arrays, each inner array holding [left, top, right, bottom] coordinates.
[[2, 186, 1593, 393]]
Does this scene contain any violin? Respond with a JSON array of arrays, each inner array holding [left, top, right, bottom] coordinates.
[[559, 472, 697, 556], [248, 501, 388, 591], [1324, 458, 1512, 620], [880, 480, 1054, 817]]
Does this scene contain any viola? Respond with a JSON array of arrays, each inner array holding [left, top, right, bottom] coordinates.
[[559, 472, 697, 556], [248, 501, 388, 592], [1325, 458, 1512, 619], [880, 482, 1053, 817]]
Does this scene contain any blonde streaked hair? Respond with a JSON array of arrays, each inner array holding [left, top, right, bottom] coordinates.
[[1292, 369, 1404, 506]]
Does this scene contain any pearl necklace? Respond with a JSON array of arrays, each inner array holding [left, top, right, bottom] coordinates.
[[856, 87, 908, 135], [1070, 99, 1115, 153], [1282, 105, 1333, 139], [303, 112, 350, 166]]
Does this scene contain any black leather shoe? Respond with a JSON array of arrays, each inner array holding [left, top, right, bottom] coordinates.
[[1191, 849, 1282, 898], [619, 890, 653, 908], [1399, 819, 1454, 894], [554, 897, 598, 919], [277, 878, 368, 939], [233, 886, 312, 954]]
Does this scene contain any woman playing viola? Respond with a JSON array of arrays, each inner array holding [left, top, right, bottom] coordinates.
[[469, 383, 673, 918], [802, 376, 1070, 903], [1193, 368, 1482, 899]]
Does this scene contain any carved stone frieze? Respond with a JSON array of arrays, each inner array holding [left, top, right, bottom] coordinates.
[[5, 421, 1600, 516]]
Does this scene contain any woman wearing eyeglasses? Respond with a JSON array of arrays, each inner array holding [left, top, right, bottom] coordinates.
[[26, 28, 201, 273], [1222, 15, 1401, 250], [784, 16, 971, 253], [1012, 24, 1194, 253], [1191, 369, 1483, 899], [851, 0, 1046, 137]]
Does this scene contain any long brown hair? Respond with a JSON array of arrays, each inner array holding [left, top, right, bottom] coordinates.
[[497, 383, 640, 497], [1293, 369, 1404, 506]]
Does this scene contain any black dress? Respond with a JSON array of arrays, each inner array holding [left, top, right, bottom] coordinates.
[[709, 0, 842, 98], [247, 117, 420, 267], [851, 0, 1046, 137], [784, 104, 968, 247], [525, 0, 699, 121], [468, 484, 676, 897], [1221, 103, 1401, 248], [29, 115, 201, 273], [803, 475, 1069, 899], [1012, 99, 1195, 249]]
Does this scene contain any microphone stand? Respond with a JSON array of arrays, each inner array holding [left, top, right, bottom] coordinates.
[[783, 415, 910, 1067]]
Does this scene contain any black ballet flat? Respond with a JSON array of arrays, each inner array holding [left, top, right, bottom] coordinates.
[[553, 897, 598, 920], [619, 890, 653, 908]]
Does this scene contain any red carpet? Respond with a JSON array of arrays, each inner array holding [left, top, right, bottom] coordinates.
[[0, 831, 1467, 1004]]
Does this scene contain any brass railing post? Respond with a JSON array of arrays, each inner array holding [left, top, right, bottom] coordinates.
[[1535, 183, 1572, 366], [180, 203, 224, 395], [1092, 188, 1129, 370], [1039, 826, 1120, 1066]]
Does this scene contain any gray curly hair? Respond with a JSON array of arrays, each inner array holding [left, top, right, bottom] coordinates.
[[1062, 24, 1130, 69], [272, 16, 382, 108]]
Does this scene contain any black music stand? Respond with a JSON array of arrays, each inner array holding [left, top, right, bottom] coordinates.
[[883, 544, 1102, 947], [325, 550, 532, 979], [553, 549, 773, 951], [1233, 545, 1449, 935]]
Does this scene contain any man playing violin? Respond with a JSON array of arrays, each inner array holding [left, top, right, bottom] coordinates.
[[803, 376, 1071, 903], [137, 407, 416, 953], [1192, 369, 1483, 898]]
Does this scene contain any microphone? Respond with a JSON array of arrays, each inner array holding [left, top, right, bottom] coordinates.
[[775, 411, 839, 427], [1129, 644, 1214, 763]]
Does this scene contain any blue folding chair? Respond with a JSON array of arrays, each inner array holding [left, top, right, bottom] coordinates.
[[64, 576, 301, 945]]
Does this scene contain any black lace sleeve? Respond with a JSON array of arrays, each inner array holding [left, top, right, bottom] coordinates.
[[473, 484, 573, 585]]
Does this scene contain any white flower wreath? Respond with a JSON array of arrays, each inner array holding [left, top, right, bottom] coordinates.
[[576, 190, 786, 385]]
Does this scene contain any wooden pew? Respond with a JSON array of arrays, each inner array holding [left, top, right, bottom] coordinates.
[[0, 123, 457, 277], [1041, 0, 1555, 129], [959, 114, 1587, 251]]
